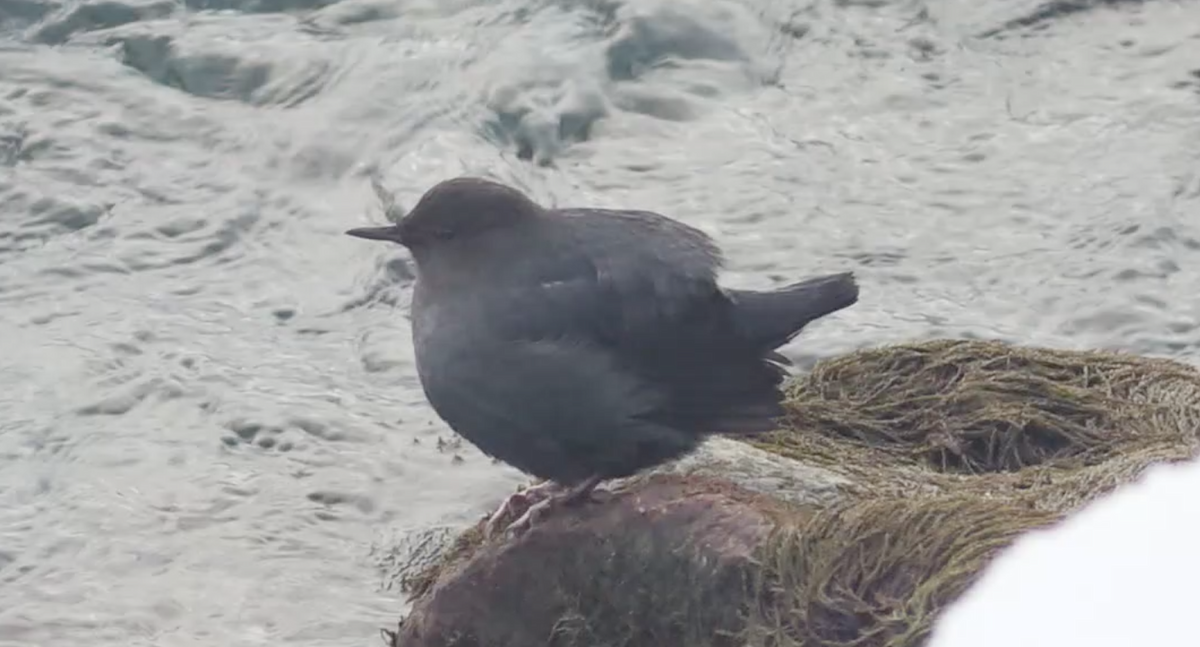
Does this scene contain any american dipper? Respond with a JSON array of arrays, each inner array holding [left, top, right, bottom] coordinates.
[[347, 177, 859, 536]]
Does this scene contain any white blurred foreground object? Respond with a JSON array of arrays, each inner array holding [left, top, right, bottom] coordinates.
[[929, 456, 1200, 647]]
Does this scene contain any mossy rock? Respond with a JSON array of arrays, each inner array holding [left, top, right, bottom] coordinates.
[[389, 339, 1200, 647], [758, 338, 1200, 512]]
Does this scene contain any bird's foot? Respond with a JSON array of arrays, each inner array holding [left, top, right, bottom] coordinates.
[[482, 480, 562, 539], [502, 495, 558, 537], [500, 475, 608, 539]]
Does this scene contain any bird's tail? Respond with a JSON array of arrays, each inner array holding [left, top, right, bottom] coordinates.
[[728, 271, 859, 353]]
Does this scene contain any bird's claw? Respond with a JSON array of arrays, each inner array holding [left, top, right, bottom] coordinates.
[[482, 480, 560, 539], [501, 496, 557, 538], [482, 476, 609, 540]]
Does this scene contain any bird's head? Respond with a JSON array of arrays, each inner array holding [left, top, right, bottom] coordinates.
[[345, 177, 542, 255]]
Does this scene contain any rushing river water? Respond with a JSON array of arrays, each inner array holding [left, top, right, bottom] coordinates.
[[1, 0, 1198, 644]]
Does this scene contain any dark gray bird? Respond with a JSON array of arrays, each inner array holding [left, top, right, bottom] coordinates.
[[346, 177, 859, 535]]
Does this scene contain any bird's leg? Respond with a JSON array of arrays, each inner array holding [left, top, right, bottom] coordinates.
[[503, 474, 607, 537], [557, 473, 606, 506], [483, 479, 563, 539]]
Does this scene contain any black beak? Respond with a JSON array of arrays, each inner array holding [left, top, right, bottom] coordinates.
[[345, 225, 404, 244]]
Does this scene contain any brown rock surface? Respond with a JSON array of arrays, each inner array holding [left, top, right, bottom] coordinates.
[[394, 475, 794, 647]]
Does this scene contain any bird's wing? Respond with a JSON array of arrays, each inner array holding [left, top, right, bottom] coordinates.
[[545, 208, 727, 342], [471, 214, 723, 350], [459, 210, 787, 435]]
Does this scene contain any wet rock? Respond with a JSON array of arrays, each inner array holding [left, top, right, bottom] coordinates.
[[395, 475, 781, 647]]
